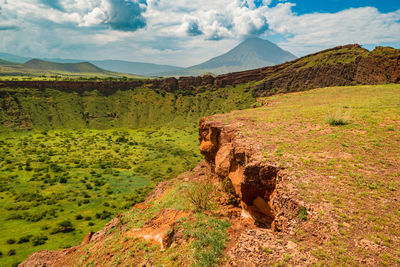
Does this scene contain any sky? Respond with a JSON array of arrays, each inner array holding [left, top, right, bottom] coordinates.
[[0, 0, 399, 67]]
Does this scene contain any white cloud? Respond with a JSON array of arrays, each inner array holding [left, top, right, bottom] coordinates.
[[0, 0, 399, 66], [264, 4, 400, 55]]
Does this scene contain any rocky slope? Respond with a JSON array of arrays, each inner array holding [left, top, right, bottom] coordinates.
[[2, 44, 399, 96], [20, 84, 400, 266], [21, 110, 309, 267]]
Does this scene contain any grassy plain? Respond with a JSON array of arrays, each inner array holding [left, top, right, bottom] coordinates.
[[0, 127, 201, 266], [213, 84, 400, 265], [0, 83, 256, 265]]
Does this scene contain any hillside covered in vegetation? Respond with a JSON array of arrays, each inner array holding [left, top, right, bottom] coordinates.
[[0, 83, 255, 266], [0, 44, 399, 266], [20, 84, 400, 266]]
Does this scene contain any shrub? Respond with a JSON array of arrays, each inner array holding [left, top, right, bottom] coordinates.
[[41, 225, 50, 230], [32, 235, 48, 246], [17, 235, 32, 244], [6, 238, 16, 244], [187, 182, 216, 212], [7, 249, 16, 256], [327, 109, 350, 126], [50, 220, 75, 234], [75, 214, 83, 220], [95, 210, 112, 220]]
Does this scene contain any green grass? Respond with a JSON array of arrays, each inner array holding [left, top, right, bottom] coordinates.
[[210, 84, 400, 265], [71, 178, 231, 266], [179, 214, 231, 266], [0, 84, 256, 132], [327, 109, 350, 126], [0, 82, 256, 265], [0, 127, 201, 266]]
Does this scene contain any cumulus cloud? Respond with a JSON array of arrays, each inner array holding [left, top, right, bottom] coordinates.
[[71, 0, 148, 31], [167, 0, 271, 40], [1, 0, 147, 31], [105, 0, 147, 31], [40, 0, 64, 11], [178, 16, 202, 36], [264, 4, 400, 55], [0, 0, 399, 66]]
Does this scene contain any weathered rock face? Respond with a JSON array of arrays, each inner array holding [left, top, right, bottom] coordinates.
[[0, 81, 145, 95], [199, 118, 281, 226], [355, 47, 400, 84], [2, 44, 399, 96]]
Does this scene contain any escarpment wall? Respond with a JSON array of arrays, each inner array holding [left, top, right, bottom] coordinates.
[[198, 117, 305, 231], [198, 118, 283, 227], [1, 45, 399, 96]]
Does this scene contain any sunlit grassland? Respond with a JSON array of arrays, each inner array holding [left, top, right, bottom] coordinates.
[[0, 81, 257, 265], [217, 84, 400, 265], [0, 127, 201, 266]]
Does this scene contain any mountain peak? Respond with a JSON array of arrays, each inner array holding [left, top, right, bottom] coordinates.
[[182, 38, 297, 75], [241, 37, 270, 43]]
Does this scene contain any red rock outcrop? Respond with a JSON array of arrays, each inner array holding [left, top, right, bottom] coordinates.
[[199, 117, 294, 228]]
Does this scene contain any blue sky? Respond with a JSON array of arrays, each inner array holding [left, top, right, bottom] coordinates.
[[0, 0, 399, 66], [280, 0, 399, 14]]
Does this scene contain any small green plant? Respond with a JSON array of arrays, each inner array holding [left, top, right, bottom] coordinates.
[[284, 253, 291, 262], [180, 214, 231, 266], [50, 220, 75, 234], [32, 235, 48, 246], [327, 109, 350, 126], [6, 239, 16, 244], [263, 247, 273, 254], [7, 249, 16, 256], [187, 182, 216, 212], [17, 235, 32, 244], [298, 206, 308, 221]]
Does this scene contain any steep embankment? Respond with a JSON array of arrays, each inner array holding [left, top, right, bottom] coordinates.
[[0, 84, 255, 131], [22, 84, 400, 266]]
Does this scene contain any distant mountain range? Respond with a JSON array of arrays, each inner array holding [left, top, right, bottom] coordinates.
[[0, 52, 30, 64], [24, 59, 106, 74], [90, 60, 183, 76], [0, 58, 145, 79], [0, 59, 19, 66], [0, 38, 296, 77]]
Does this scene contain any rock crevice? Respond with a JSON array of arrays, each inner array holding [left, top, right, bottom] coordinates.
[[199, 118, 284, 227]]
